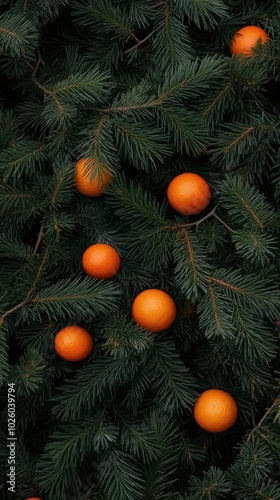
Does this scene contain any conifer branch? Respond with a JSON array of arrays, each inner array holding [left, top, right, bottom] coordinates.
[[246, 397, 280, 442], [124, 30, 156, 54], [213, 213, 236, 233], [23, 0, 28, 14], [32, 219, 45, 255], [235, 192, 264, 230], [202, 81, 233, 117], [165, 204, 235, 233], [223, 127, 254, 153], [0, 221, 47, 324]]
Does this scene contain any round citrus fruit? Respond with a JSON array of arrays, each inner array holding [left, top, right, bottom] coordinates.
[[132, 289, 177, 332], [54, 325, 93, 362], [82, 243, 121, 279], [167, 173, 211, 215], [193, 389, 238, 432], [230, 26, 269, 57], [74, 157, 113, 197]]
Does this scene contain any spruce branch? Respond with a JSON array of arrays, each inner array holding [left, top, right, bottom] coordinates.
[[124, 30, 156, 54], [165, 204, 235, 233], [0, 221, 47, 324], [246, 397, 280, 443]]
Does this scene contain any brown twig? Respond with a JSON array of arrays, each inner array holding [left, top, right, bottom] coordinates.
[[246, 397, 280, 442], [165, 204, 219, 231], [124, 30, 156, 54], [213, 213, 236, 233], [32, 220, 45, 256], [0, 220, 47, 325]]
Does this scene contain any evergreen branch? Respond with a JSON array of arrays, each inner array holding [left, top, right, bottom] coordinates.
[[0, 231, 48, 324], [223, 126, 255, 154], [113, 118, 170, 170], [72, 0, 139, 41], [173, 228, 212, 299], [147, 339, 198, 412], [246, 398, 280, 443], [124, 30, 156, 54], [0, 12, 38, 57], [0, 140, 46, 182], [166, 204, 219, 230], [33, 76, 67, 126], [198, 284, 235, 338], [212, 213, 236, 233], [152, 2, 193, 71], [206, 268, 280, 318], [52, 356, 138, 421], [218, 176, 278, 230], [188, 466, 231, 499], [105, 173, 168, 228], [28, 276, 121, 321], [170, 0, 228, 28], [99, 447, 145, 500], [202, 81, 233, 118], [8, 348, 48, 396]]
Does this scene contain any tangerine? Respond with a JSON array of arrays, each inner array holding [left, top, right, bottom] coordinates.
[[230, 26, 269, 57], [74, 157, 113, 197], [54, 325, 93, 362], [167, 173, 211, 215], [82, 243, 121, 279], [193, 389, 238, 432], [132, 289, 177, 332]]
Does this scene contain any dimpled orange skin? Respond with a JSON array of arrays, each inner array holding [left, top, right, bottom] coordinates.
[[132, 289, 177, 333], [193, 389, 238, 433], [82, 244, 121, 279], [74, 157, 113, 197], [167, 173, 211, 215], [230, 26, 269, 57], [54, 326, 93, 362]]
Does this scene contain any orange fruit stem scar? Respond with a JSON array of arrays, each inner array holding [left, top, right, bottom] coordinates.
[[74, 157, 113, 197], [132, 289, 177, 332], [230, 26, 269, 57], [193, 388, 238, 432], [82, 243, 121, 279], [54, 325, 93, 362], [167, 172, 211, 215]]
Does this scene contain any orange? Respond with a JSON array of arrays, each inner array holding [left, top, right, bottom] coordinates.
[[230, 26, 269, 57], [74, 157, 113, 197], [54, 325, 93, 362], [167, 172, 211, 215], [132, 289, 177, 332], [193, 389, 238, 432], [82, 243, 121, 279]]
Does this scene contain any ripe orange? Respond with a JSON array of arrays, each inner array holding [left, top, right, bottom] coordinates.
[[82, 243, 121, 279], [167, 173, 211, 215], [230, 26, 269, 57], [132, 289, 177, 332], [193, 389, 238, 432], [74, 157, 113, 197], [54, 325, 93, 362]]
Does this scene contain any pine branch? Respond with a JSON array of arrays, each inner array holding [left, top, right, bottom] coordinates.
[[26, 276, 121, 322], [0, 141, 47, 181], [171, 0, 228, 29], [52, 355, 138, 421], [218, 175, 278, 231], [173, 228, 212, 300]]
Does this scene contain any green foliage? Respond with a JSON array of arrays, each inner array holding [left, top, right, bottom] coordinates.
[[0, 0, 280, 498]]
